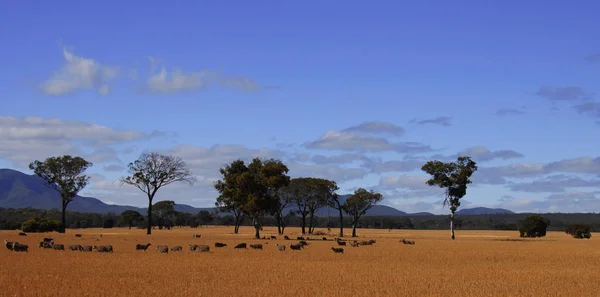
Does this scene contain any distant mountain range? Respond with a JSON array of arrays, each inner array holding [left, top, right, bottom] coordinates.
[[0, 168, 514, 216]]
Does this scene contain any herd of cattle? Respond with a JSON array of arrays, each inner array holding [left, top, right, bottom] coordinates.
[[4, 233, 416, 254]]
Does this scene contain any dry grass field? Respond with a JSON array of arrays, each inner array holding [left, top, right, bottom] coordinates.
[[1, 226, 598, 297]]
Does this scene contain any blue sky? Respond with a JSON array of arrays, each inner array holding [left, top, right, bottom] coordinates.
[[1, 1, 599, 214]]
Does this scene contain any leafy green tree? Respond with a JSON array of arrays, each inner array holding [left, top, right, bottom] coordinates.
[[214, 160, 249, 234], [342, 188, 383, 237], [119, 210, 143, 229], [564, 223, 592, 239], [121, 152, 196, 235], [29, 155, 93, 233], [519, 214, 549, 238], [22, 217, 62, 233], [215, 158, 290, 238], [153, 200, 176, 229], [287, 177, 334, 234], [421, 156, 478, 240], [197, 210, 215, 226]]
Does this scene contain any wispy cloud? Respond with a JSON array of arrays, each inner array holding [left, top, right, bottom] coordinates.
[[410, 116, 452, 126], [496, 108, 525, 117], [39, 47, 118, 96]]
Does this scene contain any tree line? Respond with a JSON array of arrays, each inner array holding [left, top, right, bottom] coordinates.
[[2, 207, 599, 235], [27, 152, 479, 239]]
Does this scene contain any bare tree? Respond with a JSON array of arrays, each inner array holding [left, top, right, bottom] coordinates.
[[120, 152, 196, 235]]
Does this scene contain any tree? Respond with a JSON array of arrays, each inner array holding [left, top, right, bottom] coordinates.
[[153, 200, 176, 229], [120, 152, 196, 235], [342, 188, 383, 237], [29, 155, 93, 233], [197, 210, 215, 226], [327, 193, 345, 237], [565, 223, 592, 239], [119, 210, 143, 229], [421, 156, 478, 240], [288, 178, 332, 234], [243, 158, 290, 239], [273, 189, 291, 234], [214, 160, 249, 234], [519, 215, 549, 238]]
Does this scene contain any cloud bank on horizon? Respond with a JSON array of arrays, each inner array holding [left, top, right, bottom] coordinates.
[[1, 1, 599, 214]]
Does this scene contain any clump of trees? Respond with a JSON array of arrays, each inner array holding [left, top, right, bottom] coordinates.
[[29, 155, 93, 233], [565, 223, 592, 239], [343, 188, 383, 237], [118, 210, 144, 229], [421, 156, 478, 240], [21, 217, 62, 233], [519, 214, 549, 238], [214, 158, 291, 239]]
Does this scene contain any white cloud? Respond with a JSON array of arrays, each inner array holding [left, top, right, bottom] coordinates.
[[305, 130, 431, 153], [39, 47, 118, 96], [0, 116, 157, 167]]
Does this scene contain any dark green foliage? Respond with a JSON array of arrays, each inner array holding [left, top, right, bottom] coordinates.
[[421, 156, 478, 240], [29, 155, 93, 233], [197, 210, 215, 226], [214, 158, 290, 238], [153, 200, 176, 229], [102, 218, 115, 228], [342, 188, 384, 237], [118, 210, 143, 229], [121, 152, 196, 235], [519, 215, 549, 238], [564, 223, 592, 239], [21, 217, 62, 233], [284, 177, 338, 235]]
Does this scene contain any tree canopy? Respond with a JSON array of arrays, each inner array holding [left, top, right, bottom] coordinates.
[[342, 188, 383, 237], [421, 156, 478, 240], [29, 155, 93, 233]]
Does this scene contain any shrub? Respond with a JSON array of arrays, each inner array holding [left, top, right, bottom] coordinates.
[[564, 224, 592, 239], [518, 215, 549, 238], [22, 217, 62, 233]]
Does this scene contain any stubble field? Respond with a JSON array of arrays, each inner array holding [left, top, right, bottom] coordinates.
[[1, 226, 598, 297]]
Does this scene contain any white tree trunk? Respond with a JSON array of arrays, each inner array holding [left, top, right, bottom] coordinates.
[[450, 211, 455, 240]]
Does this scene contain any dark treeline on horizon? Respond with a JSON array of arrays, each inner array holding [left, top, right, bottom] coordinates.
[[2, 207, 600, 233]]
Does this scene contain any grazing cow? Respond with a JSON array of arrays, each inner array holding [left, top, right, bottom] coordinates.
[[401, 239, 415, 245], [193, 234, 201, 238], [188, 244, 198, 252], [284, 236, 290, 240], [196, 245, 210, 252], [75, 234, 82, 238], [276, 244, 286, 252], [350, 241, 359, 247], [43, 237, 54, 244], [156, 245, 169, 253], [39, 241, 53, 249], [270, 236, 277, 240], [234, 243, 247, 249], [13, 243, 28, 252], [136, 243, 152, 251], [249, 244, 263, 250], [368, 239, 376, 244], [53, 244, 65, 250], [80, 245, 93, 252], [331, 247, 344, 254], [359, 241, 370, 246], [171, 246, 183, 252], [289, 243, 303, 250], [337, 240, 347, 246], [18, 232, 27, 236], [214, 242, 227, 248], [69, 245, 81, 251]]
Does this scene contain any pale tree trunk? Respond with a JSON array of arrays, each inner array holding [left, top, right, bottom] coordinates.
[[450, 211, 455, 240], [253, 218, 261, 239]]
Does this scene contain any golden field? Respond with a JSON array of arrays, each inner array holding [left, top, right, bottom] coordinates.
[[1, 226, 598, 297]]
